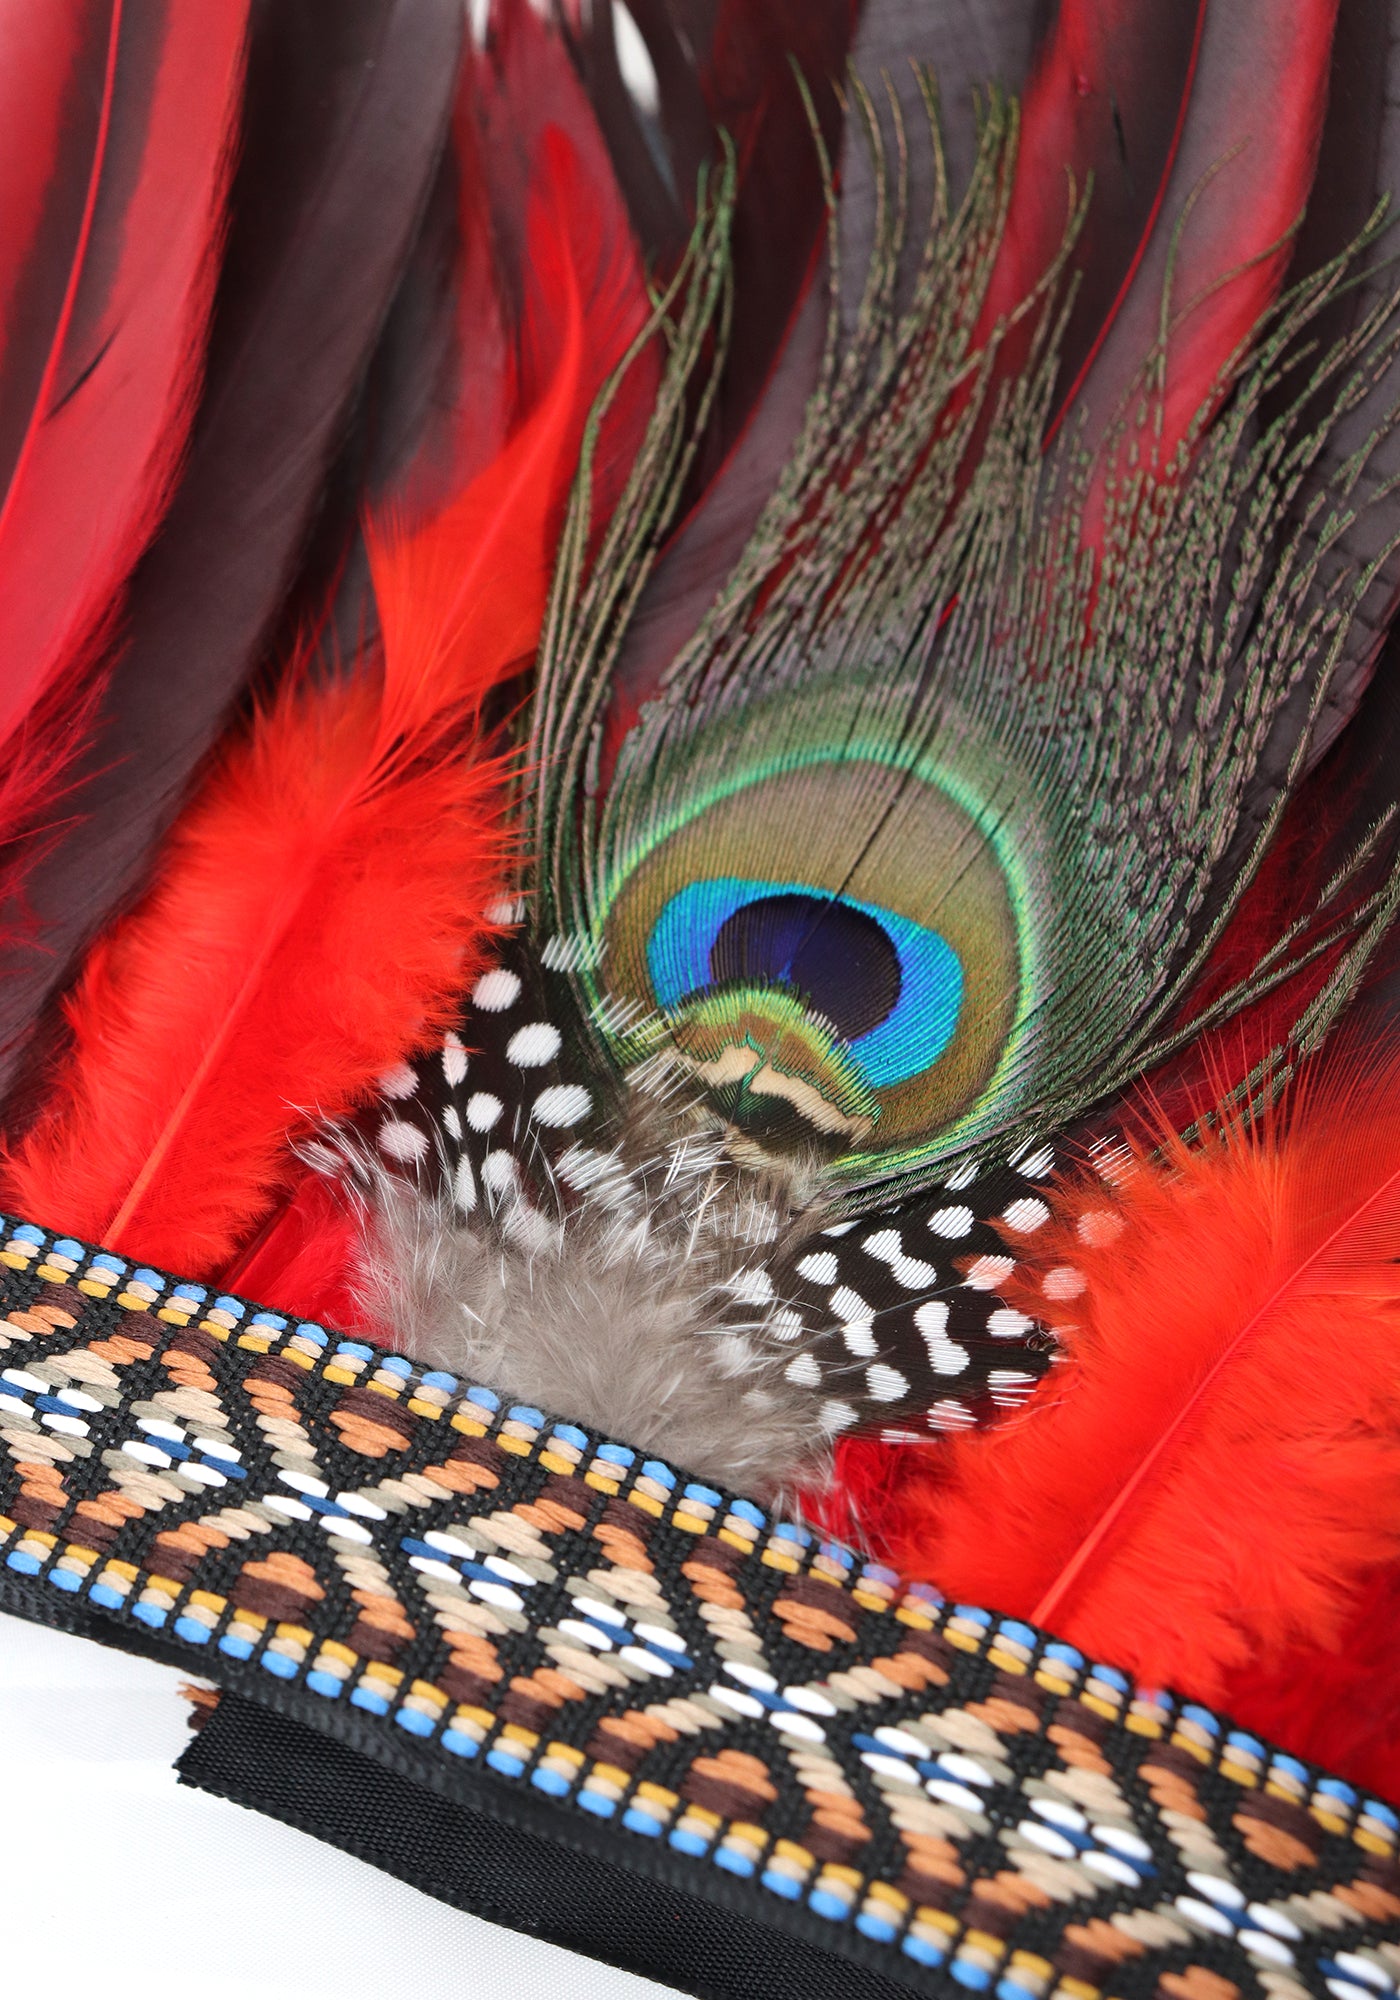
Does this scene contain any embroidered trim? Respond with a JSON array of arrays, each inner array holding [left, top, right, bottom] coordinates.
[[1, 1215, 1397, 1999]]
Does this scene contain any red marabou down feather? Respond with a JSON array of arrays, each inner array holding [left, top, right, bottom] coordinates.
[[873, 1054, 1400, 1794], [0, 126, 652, 1284], [0, 0, 248, 861]]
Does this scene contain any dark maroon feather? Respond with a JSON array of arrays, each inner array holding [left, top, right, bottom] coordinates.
[[0, 0, 464, 1110]]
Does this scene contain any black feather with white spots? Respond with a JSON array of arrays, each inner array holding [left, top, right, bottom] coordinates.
[[372, 921, 1060, 1444], [765, 1148, 1061, 1441]]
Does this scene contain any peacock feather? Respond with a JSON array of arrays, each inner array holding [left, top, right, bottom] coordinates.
[[335, 65, 1400, 1485], [533, 79, 1400, 1210]]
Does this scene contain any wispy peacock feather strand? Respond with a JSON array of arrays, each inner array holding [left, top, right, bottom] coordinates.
[[533, 72, 1400, 1215]]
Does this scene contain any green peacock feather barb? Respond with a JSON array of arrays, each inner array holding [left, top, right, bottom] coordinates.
[[531, 70, 1400, 1216]]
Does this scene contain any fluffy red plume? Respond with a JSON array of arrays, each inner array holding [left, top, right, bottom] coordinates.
[[881, 1054, 1400, 1791], [0, 0, 248, 839], [0, 127, 652, 1279]]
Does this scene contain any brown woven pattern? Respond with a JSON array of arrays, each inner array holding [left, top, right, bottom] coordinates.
[[0, 1214, 1397, 1999]]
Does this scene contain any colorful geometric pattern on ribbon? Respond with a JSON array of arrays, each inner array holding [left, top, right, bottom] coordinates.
[[0, 1213, 1398, 2000]]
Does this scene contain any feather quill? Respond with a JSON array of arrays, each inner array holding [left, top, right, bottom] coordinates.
[[0, 128, 650, 1277], [881, 1054, 1400, 1779]]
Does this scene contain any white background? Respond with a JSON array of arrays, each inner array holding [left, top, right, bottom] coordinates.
[[0, 1610, 684, 2000]]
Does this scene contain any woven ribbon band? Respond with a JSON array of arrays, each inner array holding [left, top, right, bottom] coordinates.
[[0, 1214, 1396, 1999]]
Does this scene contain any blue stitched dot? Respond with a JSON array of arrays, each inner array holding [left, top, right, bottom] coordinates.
[[441, 1730, 480, 1758], [553, 1425, 589, 1448], [420, 1371, 458, 1393], [174, 1617, 212, 1645], [855, 1913, 898, 1942], [507, 1405, 544, 1427], [218, 1635, 254, 1660], [597, 1444, 633, 1466], [306, 1673, 344, 1699], [379, 1355, 413, 1377], [577, 1789, 616, 1817], [486, 1749, 526, 1778], [250, 1312, 286, 1331], [1364, 1799, 1400, 1829], [762, 1871, 804, 1901], [11, 1226, 44, 1245], [88, 1584, 126, 1609], [335, 1341, 374, 1361], [294, 1323, 328, 1345], [5, 1551, 41, 1575], [950, 1960, 993, 1989], [52, 1239, 86, 1259], [809, 1892, 851, 1922], [902, 1935, 947, 1967], [1091, 1664, 1130, 1691], [259, 1651, 299, 1679], [394, 1707, 436, 1737], [350, 1686, 390, 1715], [46, 1568, 81, 1592], [1226, 1731, 1265, 1756], [622, 1808, 664, 1838], [713, 1848, 753, 1876], [213, 1296, 246, 1318], [669, 1829, 710, 1856], [728, 1499, 765, 1526], [531, 1767, 572, 1797], [684, 1484, 722, 1508], [641, 1460, 676, 1488], [132, 1269, 166, 1293], [467, 1386, 500, 1410], [997, 1621, 1037, 1648]]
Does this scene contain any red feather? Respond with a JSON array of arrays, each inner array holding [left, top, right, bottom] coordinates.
[[1072, 0, 1339, 510], [0, 125, 652, 1279], [0, 0, 248, 837], [225, 1170, 369, 1338], [880, 1053, 1400, 1789], [979, 0, 1208, 421], [979, 0, 1338, 541]]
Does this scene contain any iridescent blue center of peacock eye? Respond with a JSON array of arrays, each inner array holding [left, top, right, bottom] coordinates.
[[646, 877, 964, 1086]]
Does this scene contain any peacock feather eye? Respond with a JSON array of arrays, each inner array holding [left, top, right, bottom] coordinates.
[[591, 743, 1030, 1175]]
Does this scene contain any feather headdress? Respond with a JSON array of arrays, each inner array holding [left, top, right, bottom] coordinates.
[[5, 0, 1400, 1811]]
